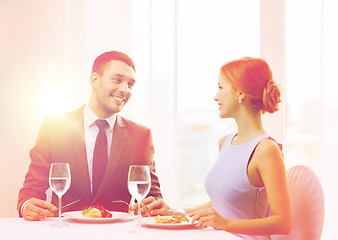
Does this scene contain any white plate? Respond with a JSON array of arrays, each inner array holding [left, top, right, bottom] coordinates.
[[141, 217, 197, 229], [61, 211, 130, 223]]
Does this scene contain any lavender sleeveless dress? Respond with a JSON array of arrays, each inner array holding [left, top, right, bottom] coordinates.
[[205, 133, 272, 240]]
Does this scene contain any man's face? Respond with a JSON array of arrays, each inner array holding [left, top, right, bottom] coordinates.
[[90, 60, 136, 118]]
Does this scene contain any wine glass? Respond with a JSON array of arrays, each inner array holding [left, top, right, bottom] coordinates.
[[49, 163, 71, 227], [127, 165, 151, 233]]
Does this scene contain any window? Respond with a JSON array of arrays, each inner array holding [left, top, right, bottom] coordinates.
[[285, 0, 321, 171], [176, 0, 260, 206]]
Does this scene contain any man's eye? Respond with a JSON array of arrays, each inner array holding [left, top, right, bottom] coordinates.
[[128, 82, 135, 88], [113, 78, 121, 83]]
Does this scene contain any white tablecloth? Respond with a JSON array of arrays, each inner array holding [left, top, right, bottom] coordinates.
[[0, 217, 243, 240]]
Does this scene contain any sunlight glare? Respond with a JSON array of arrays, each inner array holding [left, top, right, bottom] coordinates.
[[40, 85, 69, 116]]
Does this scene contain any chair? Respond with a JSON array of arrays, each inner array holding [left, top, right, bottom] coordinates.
[[271, 165, 325, 240]]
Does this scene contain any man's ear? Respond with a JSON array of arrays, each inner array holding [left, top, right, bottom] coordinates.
[[90, 72, 99, 88]]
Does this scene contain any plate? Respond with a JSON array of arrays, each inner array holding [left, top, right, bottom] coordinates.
[[141, 217, 197, 229], [61, 211, 130, 223]]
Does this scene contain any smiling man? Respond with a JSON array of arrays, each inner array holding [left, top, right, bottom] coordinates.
[[18, 51, 163, 221]]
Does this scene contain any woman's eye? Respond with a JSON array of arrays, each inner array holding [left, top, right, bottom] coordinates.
[[113, 78, 121, 83]]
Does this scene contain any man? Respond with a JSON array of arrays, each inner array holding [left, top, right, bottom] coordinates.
[[18, 51, 162, 221]]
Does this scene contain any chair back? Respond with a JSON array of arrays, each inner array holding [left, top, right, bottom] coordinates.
[[270, 165, 324, 240]]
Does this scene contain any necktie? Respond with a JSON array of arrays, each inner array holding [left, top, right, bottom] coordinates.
[[92, 119, 109, 197]]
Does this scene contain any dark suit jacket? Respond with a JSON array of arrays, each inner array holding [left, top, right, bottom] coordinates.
[[17, 106, 162, 215]]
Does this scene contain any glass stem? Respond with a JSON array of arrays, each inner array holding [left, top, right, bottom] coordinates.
[[58, 196, 62, 226], [137, 200, 141, 226]]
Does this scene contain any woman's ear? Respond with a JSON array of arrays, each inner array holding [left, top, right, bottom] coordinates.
[[238, 91, 246, 102]]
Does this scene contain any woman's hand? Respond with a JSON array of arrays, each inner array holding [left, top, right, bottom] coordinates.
[[129, 197, 170, 216], [190, 207, 229, 230]]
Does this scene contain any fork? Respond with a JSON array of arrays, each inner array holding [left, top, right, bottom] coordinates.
[[57, 199, 80, 210], [112, 200, 135, 214], [111, 200, 130, 206], [166, 208, 188, 216]]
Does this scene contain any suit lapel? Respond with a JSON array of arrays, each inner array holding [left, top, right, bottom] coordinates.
[[93, 115, 127, 202]]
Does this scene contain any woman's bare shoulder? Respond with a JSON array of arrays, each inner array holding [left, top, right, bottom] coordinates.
[[253, 138, 284, 167], [218, 135, 229, 151], [255, 138, 282, 154]]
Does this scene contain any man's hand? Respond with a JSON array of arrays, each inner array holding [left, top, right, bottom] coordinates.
[[130, 197, 170, 216], [22, 198, 57, 221]]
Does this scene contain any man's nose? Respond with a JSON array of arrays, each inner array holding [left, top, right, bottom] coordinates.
[[118, 81, 129, 93]]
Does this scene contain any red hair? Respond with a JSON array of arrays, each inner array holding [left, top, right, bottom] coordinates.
[[220, 57, 281, 114]]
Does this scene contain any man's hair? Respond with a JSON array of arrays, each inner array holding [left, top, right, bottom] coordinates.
[[92, 51, 136, 75]]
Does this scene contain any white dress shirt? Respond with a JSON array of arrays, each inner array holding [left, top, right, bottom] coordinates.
[[83, 104, 117, 194]]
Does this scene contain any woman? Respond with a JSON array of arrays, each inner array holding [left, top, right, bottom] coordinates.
[[136, 57, 292, 239]]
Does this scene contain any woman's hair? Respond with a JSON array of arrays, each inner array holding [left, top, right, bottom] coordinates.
[[220, 57, 281, 114]]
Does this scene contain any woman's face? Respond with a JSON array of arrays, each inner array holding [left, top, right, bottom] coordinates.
[[214, 73, 239, 118]]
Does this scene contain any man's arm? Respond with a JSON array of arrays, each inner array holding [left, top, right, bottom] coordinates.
[[17, 117, 57, 219]]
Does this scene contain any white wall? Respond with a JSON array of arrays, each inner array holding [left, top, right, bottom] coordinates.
[[0, 0, 133, 217], [0, 0, 66, 217]]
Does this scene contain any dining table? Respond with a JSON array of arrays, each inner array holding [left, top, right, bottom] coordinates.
[[0, 214, 243, 240]]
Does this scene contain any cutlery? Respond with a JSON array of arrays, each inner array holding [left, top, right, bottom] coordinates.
[[112, 200, 135, 215], [167, 208, 188, 216], [57, 199, 80, 210], [111, 200, 130, 206]]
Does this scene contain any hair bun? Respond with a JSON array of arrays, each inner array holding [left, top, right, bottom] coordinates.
[[262, 80, 281, 113]]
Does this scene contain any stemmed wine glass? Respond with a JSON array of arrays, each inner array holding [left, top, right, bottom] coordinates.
[[127, 165, 151, 233], [49, 163, 71, 227]]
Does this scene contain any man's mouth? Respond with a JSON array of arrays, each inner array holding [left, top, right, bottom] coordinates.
[[112, 95, 126, 104]]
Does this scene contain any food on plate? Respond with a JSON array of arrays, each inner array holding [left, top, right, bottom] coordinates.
[[82, 204, 112, 218], [154, 215, 189, 224]]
